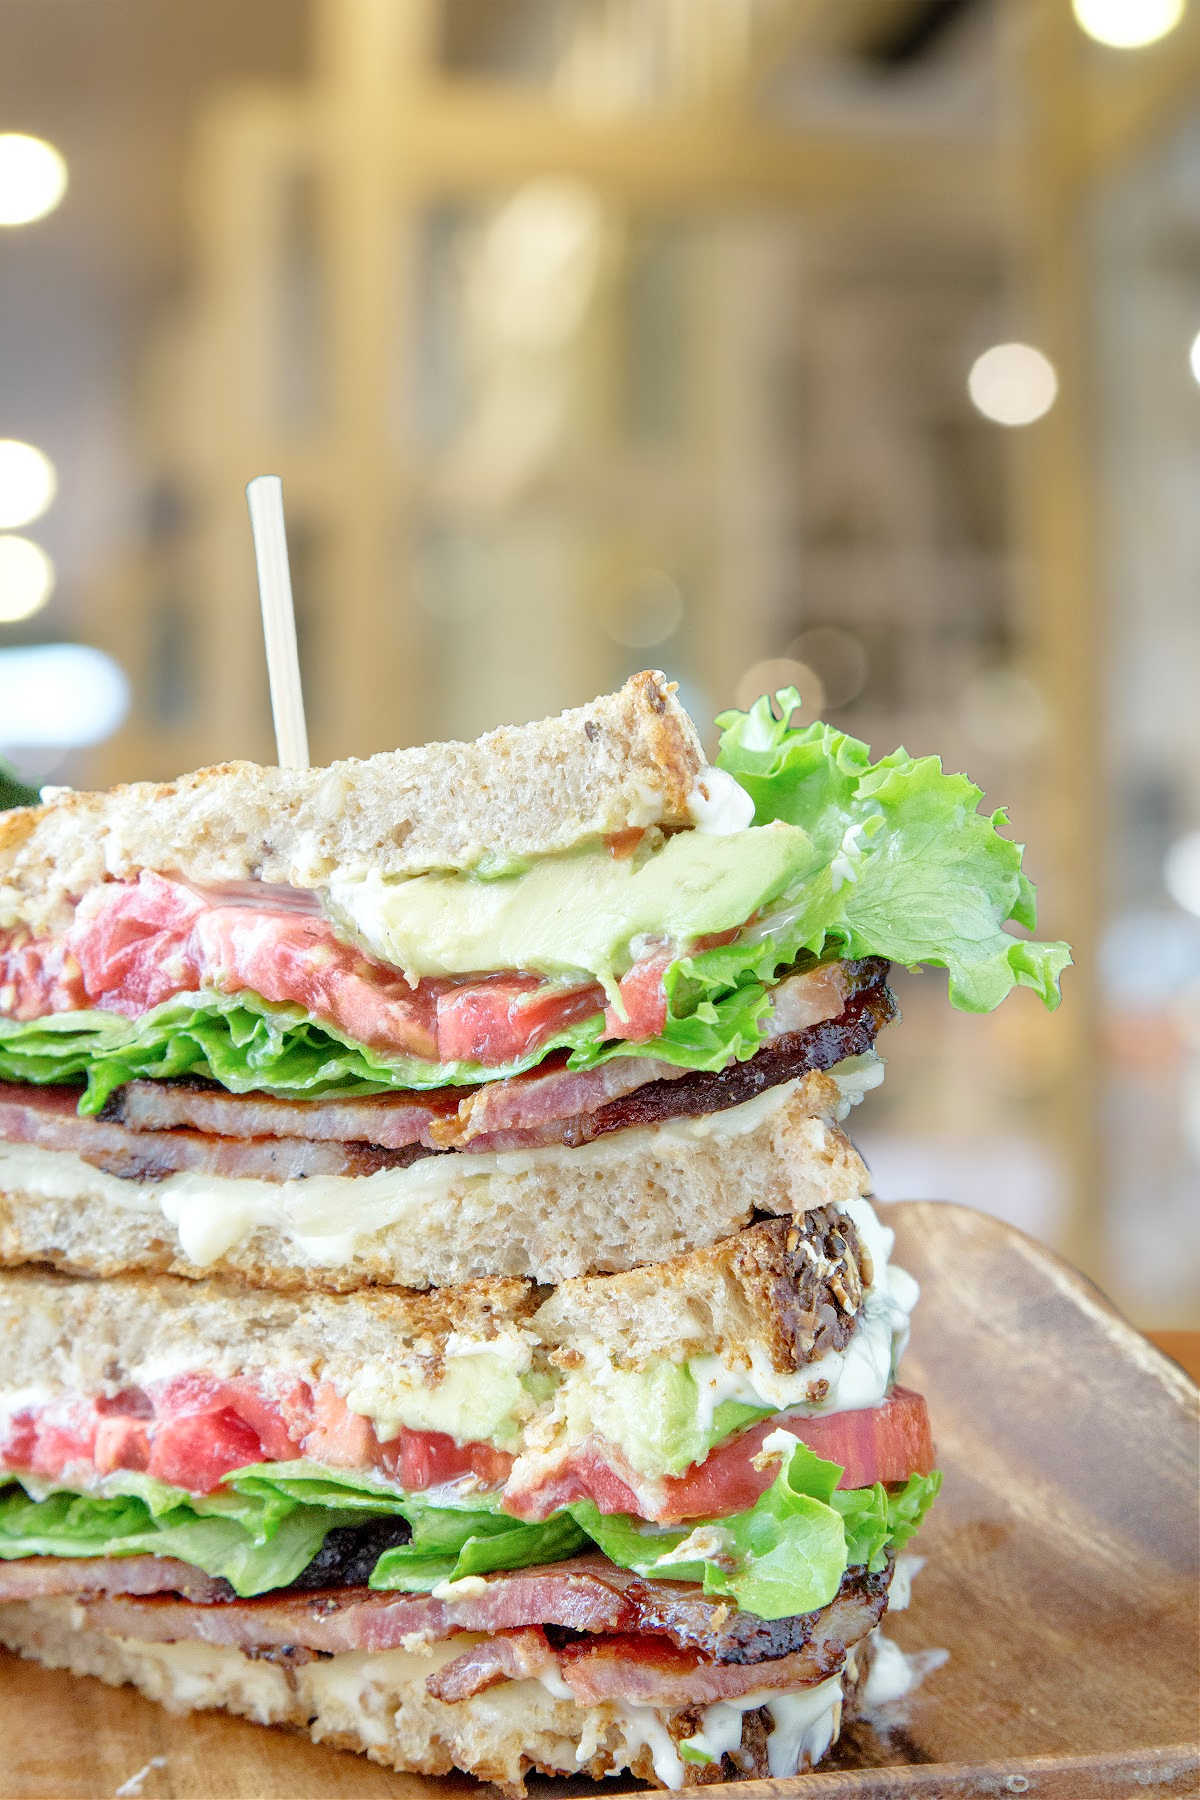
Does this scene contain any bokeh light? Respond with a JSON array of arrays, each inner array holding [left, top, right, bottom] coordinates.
[[0, 440, 57, 530], [967, 342, 1058, 427], [605, 569, 685, 649], [1072, 0, 1185, 49], [735, 658, 824, 716], [1165, 831, 1200, 918], [0, 536, 55, 622], [0, 134, 68, 227], [786, 627, 869, 709], [0, 644, 130, 747]]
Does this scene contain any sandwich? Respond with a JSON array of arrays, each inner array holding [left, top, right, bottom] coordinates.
[[0, 673, 1068, 1787]]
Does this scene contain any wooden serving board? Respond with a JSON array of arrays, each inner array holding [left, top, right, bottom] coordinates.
[[2, 1202, 1197, 1799]]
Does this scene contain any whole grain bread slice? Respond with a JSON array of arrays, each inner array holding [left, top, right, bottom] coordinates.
[[0, 1205, 872, 1403], [0, 670, 705, 934]]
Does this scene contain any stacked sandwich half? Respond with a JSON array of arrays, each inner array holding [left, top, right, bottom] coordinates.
[[0, 674, 1068, 1788]]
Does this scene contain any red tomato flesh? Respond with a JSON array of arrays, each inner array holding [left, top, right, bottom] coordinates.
[[656, 1386, 934, 1522]]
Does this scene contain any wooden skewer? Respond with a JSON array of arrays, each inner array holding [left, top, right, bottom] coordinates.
[[246, 474, 310, 770]]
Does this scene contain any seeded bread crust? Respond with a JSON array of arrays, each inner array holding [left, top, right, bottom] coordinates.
[[0, 671, 705, 935]]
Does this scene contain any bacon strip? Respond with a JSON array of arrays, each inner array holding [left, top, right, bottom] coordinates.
[[426, 1626, 559, 1702], [107, 1082, 452, 1151], [556, 1572, 885, 1705], [0, 1085, 418, 1181], [60, 1557, 889, 1668], [0, 1555, 230, 1604]]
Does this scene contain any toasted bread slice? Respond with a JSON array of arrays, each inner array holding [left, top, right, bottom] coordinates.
[[0, 670, 705, 934], [0, 1074, 870, 1293], [0, 1597, 876, 1791], [0, 1206, 873, 1409]]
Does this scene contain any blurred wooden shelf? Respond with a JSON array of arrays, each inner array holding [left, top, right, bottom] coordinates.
[[1146, 1330, 1200, 1384]]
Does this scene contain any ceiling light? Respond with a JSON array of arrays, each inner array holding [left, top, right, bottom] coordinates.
[[0, 441, 57, 529], [1072, 0, 1185, 49], [0, 535, 55, 622], [967, 343, 1058, 427], [0, 644, 129, 748], [0, 134, 68, 227]]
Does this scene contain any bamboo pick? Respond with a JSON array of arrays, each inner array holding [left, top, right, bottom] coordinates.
[[246, 474, 310, 770]]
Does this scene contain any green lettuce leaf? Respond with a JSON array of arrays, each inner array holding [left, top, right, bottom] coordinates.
[[713, 690, 1071, 1013], [0, 1474, 365, 1596], [233, 1461, 590, 1591], [0, 1448, 939, 1620], [572, 1439, 838, 1620]]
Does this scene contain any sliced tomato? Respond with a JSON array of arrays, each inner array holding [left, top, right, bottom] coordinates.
[[605, 829, 645, 859], [506, 1388, 934, 1525], [196, 909, 440, 1058], [298, 1381, 379, 1467], [436, 975, 603, 1065], [147, 1407, 266, 1492], [0, 934, 89, 1020], [502, 1454, 645, 1522], [377, 1428, 514, 1492], [94, 1387, 153, 1419], [93, 1416, 152, 1475], [603, 951, 673, 1042], [0, 1409, 37, 1471], [152, 1372, 225, 1415], [219, 1378, 306, 1463], [656, 1387, 934, 1522], [55, 872, 441, 1057], [28, 1406, 98, 1480]]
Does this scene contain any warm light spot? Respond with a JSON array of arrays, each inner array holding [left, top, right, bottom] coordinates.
[[605, 569, 685, 650], [0, 536, 54, 622], [1072, 0, 1185, 49], [0, 644, 129, 747], [0, 440, 57, 529], [734, 658, 824, 717], [1189, 329, 1200, 386], [1165, 831, 1200, 918], [967, 343, 1058, 427], [0, 134, 68, 227], [786, 627, 868, 709]]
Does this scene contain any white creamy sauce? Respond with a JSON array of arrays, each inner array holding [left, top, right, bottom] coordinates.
[[428, 1576, 490, 1601], [859, 1635, 949, 1711], [669, 1674, 846, 1785], [887, 1552, 925, 1613], [612, 1705, 692, 1788], [764, 1677, 845, 1777], [686, 768, 755, 835]]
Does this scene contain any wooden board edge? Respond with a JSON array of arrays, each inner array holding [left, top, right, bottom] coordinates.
[[700, 1742, 1200, 1799]]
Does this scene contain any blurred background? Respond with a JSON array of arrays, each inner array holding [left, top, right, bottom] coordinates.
[[0, 0, 1197, 1325]]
